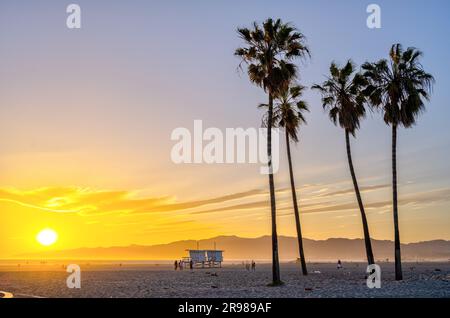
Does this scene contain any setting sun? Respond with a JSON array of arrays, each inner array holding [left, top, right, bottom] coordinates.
[[36, 229, 58, 246]]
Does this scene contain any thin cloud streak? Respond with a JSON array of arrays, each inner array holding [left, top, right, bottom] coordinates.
[[2, 186, 449, 220]]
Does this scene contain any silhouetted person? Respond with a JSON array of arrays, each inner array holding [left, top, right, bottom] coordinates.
[[251, 261, 256, 271], [337, 259, 342, 269], [190, 260, 193, 270], [174, 260, 178, 270]]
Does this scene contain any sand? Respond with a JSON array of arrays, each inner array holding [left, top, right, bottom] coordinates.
[[1, 262, 449, 298]]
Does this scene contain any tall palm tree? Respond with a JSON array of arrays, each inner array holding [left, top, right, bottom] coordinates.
[[235, 18, 310, 285], [277, 86, 309, 277], [261, 85, 309, 275], [362, 44, 434, 280], [312, 60, 375, 266]]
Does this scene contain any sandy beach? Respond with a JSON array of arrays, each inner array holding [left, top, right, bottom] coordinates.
[[1, 262, 449, 298]]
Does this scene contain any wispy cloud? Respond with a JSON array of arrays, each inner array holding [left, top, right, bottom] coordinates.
[[316, 184, 390, 197], [1, 186, 449, 220], [0, 187, 266, 216]]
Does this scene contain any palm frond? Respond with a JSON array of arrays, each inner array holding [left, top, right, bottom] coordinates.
[[312, 61, 368, 135], [363, 43, 434, 127]]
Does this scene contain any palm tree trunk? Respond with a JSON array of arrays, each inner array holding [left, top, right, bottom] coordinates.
[[345, 130, 375, 265], [286, 132, 308, 275], [267, 93, 281, 285], [392, 124, 403, 280]]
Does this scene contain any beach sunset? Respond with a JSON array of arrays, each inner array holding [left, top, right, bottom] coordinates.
[[1, 0, 450, 306]]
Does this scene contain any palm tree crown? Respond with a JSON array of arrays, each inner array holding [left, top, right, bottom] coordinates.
[[362, 44, 434, 127], [235, 18, 310, 95], [260, 85, 309, 141], [274, 85, 309, 142], [312, 60, 367, 136]]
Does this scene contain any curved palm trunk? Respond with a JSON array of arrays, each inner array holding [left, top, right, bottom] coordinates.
[[267, 93, 281, 285], [345, 130, 375, 265], [392, 124, 403, 280], [286, 132, 308, 275]]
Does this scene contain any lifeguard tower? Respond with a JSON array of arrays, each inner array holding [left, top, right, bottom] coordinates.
[[183, 249, 224, 268]]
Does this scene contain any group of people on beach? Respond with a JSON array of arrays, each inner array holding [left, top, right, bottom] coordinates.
[[174, 259, 194, 270], [244, 260, 256, 271], [174, 259, 343, 271]]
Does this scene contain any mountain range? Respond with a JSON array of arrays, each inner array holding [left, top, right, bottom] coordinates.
[[18, 236, 450, 261]]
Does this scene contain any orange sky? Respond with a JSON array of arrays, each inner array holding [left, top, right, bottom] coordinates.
[[2, 178, 450, 258]]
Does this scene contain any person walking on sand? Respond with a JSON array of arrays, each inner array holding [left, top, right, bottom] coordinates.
[[174, 260, 178, 270], [190, 259, 193, 270], [179, 260, 183, 270], [251, 261, 256, 271], [337, 260, 342, 269]]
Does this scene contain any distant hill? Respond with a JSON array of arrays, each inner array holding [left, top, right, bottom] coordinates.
[[18, 236, 450, 261]]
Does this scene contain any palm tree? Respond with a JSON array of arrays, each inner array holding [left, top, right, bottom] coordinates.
[[362, 44, 434, 280], [312, 60, 375, 265], [235, 18, 310, 285], [261, 85, 309, 275], [277, 86, 310, 277]]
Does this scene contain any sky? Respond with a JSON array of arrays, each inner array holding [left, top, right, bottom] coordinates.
[[1, 0, 450, 258]]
